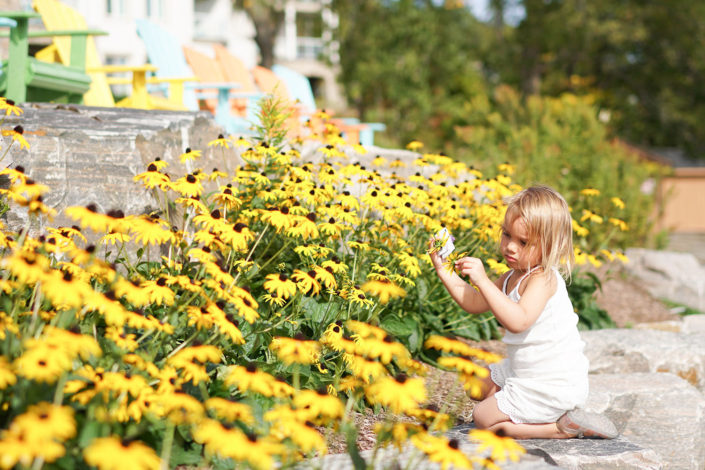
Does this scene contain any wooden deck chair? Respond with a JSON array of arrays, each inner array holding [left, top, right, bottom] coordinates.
[[183, 46, 262, 125], [32, 0, 184, 110], [271, 64, 386, 146], [251, 64, 348, 140], [135, 18, 253, 135], [0, 11, 90, 104]]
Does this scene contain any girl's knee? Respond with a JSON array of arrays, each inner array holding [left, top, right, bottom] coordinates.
[[472, 396, 509, 430]]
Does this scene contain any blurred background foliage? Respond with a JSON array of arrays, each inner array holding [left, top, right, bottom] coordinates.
[[331, 0, 682, 248]]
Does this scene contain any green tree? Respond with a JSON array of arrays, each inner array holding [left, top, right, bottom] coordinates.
[[333, 0, 491, 147], [500, 0, 705, 158], [233, 0, 285, 68]]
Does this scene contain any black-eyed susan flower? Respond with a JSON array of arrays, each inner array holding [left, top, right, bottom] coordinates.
[[320, 322, 356, 353], [272, 418, 327, 454], [411, 434, 471, 470], [140, 277, 175, 306], [10, 401, 76, 443], [154, 391, 205, 424], [204, 397, 254, 424], [269, 335, 321, 365], [343, 353, 388, 383], [2, 125, 29, 149], [0, 97, 22, 115], [83, 436, 161, 470], [193, 419, 281, 470], [218, 222, 254, 251], [263, 272, 297, 300], [293, 388, 345, 423], [259, 206, 295, 232], [14, 340, 73, 383], [361, 279, 406, 304], [179, 147, 202, 163], [172, 173, 204, 197], [2, 249, 50, 285], [291, 269, 321, 296], [208, 134, 231, 148], [133, 164, 171, 190], [130, 215, 176, 245], [355, 334, 410, 364], [469, 429, 525, 462], [224, 364, 276, 396], [365, 374, 427, 414], [0, 356, 17, 389], [287, 213, 319, 239]]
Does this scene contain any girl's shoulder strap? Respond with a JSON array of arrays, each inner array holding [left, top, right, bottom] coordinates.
[[501, 269, 515, 295], [514, 265, 543, 292]]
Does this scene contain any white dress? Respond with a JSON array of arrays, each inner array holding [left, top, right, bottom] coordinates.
[[489, 268, 589, 424]]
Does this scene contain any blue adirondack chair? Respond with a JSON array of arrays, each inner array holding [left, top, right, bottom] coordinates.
[[135, 18, 258, 135], [271, 64, 386, 146]]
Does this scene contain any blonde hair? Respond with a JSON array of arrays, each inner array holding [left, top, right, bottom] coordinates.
[[503, 185, 574, 279]]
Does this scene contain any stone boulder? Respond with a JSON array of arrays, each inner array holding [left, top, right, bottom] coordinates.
[[585, 373, 705, 470], [582, 328, 705, 392], [624, 248, 705, 311]]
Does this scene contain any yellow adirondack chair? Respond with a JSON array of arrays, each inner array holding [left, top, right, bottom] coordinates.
[[32, 0, 186, 110]]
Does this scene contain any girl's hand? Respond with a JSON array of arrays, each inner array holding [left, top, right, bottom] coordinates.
[[428, 236, 442, 269], [455, 257, 489, 286]]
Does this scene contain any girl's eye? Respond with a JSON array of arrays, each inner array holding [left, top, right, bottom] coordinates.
[[501, 231, 509, 238], [520, 240, 527, 246]]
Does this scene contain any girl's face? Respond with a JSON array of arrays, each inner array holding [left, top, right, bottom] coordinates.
[[500, 216, 541, 272]]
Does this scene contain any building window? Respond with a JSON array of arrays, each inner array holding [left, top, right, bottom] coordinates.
[[296, 12, 323, 39], [146, 0, 164, 18], [106, 0, 125, 16]]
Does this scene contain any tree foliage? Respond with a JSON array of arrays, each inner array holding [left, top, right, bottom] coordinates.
[[233, 0, 285, 68], [500, 0, 705, 158], [333, 0, 491, 147]]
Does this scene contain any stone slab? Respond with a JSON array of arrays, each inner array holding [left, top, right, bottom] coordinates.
[[298, 439, 561, 469], [447, 424, 660, 470], [586, 373, 705, 470], [582, 328, 705, 392], [624, 248, 705, 311]]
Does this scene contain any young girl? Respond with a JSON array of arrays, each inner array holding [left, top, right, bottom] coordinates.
[[430, 185, 617, 439]]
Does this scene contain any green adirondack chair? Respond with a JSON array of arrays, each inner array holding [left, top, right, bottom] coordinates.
[[0, 10, 93, 103]]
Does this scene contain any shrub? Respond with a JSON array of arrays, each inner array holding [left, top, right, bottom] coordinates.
[[451, 86, 666, 252]]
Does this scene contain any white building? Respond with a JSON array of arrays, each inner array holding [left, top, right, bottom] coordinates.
[[31, 0, 344, 108]]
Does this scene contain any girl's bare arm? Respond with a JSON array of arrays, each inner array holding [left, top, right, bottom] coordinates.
[[472, 268, 555, 333], [430, 248, 501, 314]]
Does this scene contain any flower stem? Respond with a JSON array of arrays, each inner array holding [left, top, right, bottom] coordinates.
[[160, 421, 175, 470]]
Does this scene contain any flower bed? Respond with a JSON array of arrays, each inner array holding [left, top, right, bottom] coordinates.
[[0, 97, 626, 469]]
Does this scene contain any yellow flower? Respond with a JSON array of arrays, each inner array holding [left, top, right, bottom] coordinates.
[[608, 217, 629, 231], [204, 397, 254, 424], [572, 218, 590, 237], [269, 335, 321, 365], [83, 436, 161, 470], [438, 356, 490, 377], [361, 279, 406, 304], [580, 209, 603, 224], [365, 374, 427, 413], [580, 188, 600, 197], [2, 126, 29, 150], [263, 272, 298, 300], [406, 140, 424, 151], [611, 197, 626, 209], [208, 134, 231, 148], [0, 97, 23, 115], [179, 147, 202, 163], [469, 429, 525, 462], [411, 433, 472, 470], [224, 364, 276, 396], [293, 389, 345, 423]]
